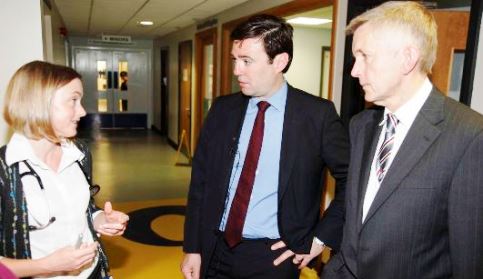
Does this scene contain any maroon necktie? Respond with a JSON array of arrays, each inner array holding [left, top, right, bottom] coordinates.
[[224, 101, 270, 248]]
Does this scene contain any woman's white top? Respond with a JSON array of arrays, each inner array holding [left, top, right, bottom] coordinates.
[[5, 133, 98, 278]]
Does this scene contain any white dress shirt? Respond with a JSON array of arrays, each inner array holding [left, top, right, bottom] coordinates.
[[5, 133, 98, 278], [362, 78, 433, 222]]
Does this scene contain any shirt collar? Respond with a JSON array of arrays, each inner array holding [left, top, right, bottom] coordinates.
[[380, 78, 432, 127], [248, 81, 288, 112], [5, 133, 85, 171], [6, 133, 41, 167], [59, 140, 85, 172]]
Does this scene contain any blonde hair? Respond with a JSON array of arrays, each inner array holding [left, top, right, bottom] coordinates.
[[4, 60, 82, 143], [346, 1, 437, 74]]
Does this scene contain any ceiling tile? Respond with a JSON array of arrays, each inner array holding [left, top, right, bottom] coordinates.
[[52, 0, 258, 38]]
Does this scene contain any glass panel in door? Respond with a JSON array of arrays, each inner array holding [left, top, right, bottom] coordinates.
[[113, 52, 130, 113], [203, 44, 214, 119], [93, 50, 115, 114], [97, 60, 108, 112]]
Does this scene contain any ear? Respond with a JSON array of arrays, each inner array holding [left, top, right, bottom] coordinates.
[[401, 45, 420, 75], [273, 52, 289, 73]]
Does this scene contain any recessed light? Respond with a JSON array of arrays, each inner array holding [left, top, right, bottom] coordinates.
[[138, 20, 154, 26], [287, 17, 332, 25]]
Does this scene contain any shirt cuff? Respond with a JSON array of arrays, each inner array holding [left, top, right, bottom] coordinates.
[[314, 236, 325, 247], [92, 209, 102, 220]]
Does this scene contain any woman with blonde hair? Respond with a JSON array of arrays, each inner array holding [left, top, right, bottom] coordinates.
[[0, 60, 129, 278]]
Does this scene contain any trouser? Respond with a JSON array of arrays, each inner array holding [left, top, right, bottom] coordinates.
[[206, 233, 300, 279]]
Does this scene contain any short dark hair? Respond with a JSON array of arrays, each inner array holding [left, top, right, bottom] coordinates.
[[231, 14, 293, 73]]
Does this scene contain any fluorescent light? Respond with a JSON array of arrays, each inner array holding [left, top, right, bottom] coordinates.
[[138, 20, 154, 26], [287, 17, 332, 25]]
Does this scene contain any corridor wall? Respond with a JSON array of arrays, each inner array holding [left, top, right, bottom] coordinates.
[[0, 0, 44, 144]]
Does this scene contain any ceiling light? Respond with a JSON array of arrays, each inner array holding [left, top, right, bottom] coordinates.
[[138, 20, 154, 26], [287, 17, 332, 25]]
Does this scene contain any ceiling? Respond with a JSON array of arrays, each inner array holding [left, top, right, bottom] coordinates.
[[285, 6, 333, 29], [50, 0, 472, 39], [351, 0, 472, 7], [50, 0, 250, 39]]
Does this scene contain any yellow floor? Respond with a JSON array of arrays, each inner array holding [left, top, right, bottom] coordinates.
[[102, 199, 320, 279], [86, 130, 322, 278], [102, 199, 186, 279]]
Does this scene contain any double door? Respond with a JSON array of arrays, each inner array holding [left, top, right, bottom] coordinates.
[[73, 48, 150, 128]]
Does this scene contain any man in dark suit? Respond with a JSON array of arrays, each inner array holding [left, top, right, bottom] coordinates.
[[323, 2, 483, 279], [181, 14, 349, 279]]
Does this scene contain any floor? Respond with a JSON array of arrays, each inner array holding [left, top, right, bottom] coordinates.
[[82, 129, 192, 203], [81, 129, 319, 279], [81, 129, 191, 278]]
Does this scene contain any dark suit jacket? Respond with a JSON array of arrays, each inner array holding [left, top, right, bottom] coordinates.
[[323, 89, 483, 279], [183, 85, 349, 277]]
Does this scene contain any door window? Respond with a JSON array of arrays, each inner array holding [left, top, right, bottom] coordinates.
[[118, 61, 128, 112], [97, 61, 108, 112]]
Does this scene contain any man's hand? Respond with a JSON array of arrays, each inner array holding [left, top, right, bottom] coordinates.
[[271, 239, 325, 269], [181, 253, 201, 279]]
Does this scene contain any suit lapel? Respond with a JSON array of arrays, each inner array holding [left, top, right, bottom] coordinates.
[[228, 94, 249, 144], [278, 86, 299, 201], [362, 90, 445, 226], [220, 94, 249, 191], [356, 111, 383, 232]]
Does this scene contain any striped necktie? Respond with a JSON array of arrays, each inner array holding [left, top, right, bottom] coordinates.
[[376, 113, 399, 183]]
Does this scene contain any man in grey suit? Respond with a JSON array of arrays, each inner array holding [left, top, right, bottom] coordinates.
[[323, 1, 483, 278]]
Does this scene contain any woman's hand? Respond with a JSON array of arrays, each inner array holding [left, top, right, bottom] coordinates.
[[39, 242, 99, 274], [94, 201, 129, 236], [1, 243, 98, 277]]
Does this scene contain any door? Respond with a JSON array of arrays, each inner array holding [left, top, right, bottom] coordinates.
[[112, 51, 150, 115], [74, 49, 111, 113], [431, 10, 470, 99], [178, 40, 192, 152], [160, 48, 169, 136], [195, 28, 217, 149], [73, 48, 150, 129]]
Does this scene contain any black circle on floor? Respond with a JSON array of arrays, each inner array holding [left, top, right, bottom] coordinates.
[[123, 205, 186, 246]]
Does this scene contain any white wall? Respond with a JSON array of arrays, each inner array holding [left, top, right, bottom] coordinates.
[[0, 0, 44, 144], [285, 27, 331, 97], [43, 1, 68, 65], [471, 14, 483, 115], [331, 0, 348, 114]]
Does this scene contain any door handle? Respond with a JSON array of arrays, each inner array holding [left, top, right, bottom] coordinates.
[[113, 71, 119, 89], [107, 71, 112, 89]]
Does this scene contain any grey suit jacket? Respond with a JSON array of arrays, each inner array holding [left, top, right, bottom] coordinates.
[[323, 89, 483, 279]]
